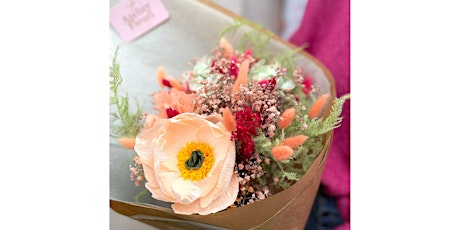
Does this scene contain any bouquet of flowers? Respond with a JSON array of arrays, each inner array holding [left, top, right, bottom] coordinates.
[[110, 11, 349, 229]]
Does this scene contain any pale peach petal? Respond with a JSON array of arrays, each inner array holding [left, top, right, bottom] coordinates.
[[141, 164, 157, 187], [173, 113, 208, 126], [160, 155, 179, 172], [192, 174, 218, 198], [176, 97, 195, 113], [135, 127, 162, 169], [135, 118, 169, 150], [144, 114, 156, 129], [141, 147, 176, 202], [172, 174, 239, 215], [145, 181, 175, 202], [190, 144, 228, 198], [161, 122, 199, 157], [156, 169, 179, 201], [153, 146, 179, 199], [153, 91, 172, 117], [171, 88, 195, 112], [152, 89, 196, 117], [200, 141, 235, 208], [204, 113, 223, 125], [195, 125, 229, 163], [171, 179, 201, 204]]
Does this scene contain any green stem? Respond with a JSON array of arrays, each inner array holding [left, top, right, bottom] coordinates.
[[274, 159, 285, 174], [134, 188, 148, 202]]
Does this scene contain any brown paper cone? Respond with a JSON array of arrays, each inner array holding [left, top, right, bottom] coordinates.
[[110, 0, 338, 229]]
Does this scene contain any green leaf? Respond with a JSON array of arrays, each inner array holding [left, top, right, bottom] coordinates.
[[283, 172, 301, 181]]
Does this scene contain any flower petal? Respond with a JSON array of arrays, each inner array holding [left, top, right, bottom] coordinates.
[[195, 124, 230, 163], [145, 181, 175, 202], [134, 123, 168, 170], [172, 174, 239, 215], [161, 121, 199, 158], [199, 141, 235, 208], [192, 174, 218, 199], [156, 171, 179, 202], [204, 113, 222, 125], [171, 179, 201, 204]]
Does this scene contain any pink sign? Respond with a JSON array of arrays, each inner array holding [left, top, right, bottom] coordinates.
[[110, 0, 169, 43]]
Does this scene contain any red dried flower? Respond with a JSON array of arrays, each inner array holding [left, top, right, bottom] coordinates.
[[229, 56, 239, 77], [210, 59, 222, 75], [258, 77, 277, 91], [302, 76, 313, 95], [244, 49, 252, 58], [232, 106, 261, 161], [162, 78, 173, 88], [166, 108, 180, 118]]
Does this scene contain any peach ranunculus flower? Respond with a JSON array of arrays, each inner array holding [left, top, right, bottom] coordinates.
[[134, 112, 238, 215], [152, 88, 196, 118]]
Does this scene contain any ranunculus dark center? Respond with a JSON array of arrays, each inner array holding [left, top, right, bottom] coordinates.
[[185, 150, 203, 169]]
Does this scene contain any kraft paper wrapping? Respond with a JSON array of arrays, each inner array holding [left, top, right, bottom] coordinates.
[[110, 0, 337, 229], [111, 132, 332, 230]]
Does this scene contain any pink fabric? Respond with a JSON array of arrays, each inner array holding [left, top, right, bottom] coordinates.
[[289, 0, 350, 229]]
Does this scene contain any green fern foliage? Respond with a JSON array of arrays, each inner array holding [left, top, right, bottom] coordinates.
[[257, 94, 350, 190], [109, 47, 143, 138], [305, 94, 350, 137]]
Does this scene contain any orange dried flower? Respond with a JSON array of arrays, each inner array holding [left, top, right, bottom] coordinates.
[[222, 107, 236, 131], [169, 77, 186, 92], [271, 145, 294, 161], [278, 107, 296, 129], [157, 66, 167, 87], [156, 66, 186, 91], [231, 59, 249, 94], [308, 94, 330, 118], [236, 59, 249, 85], [219, 37, 234, 59], [280, 135, 309, 149], [117, 137, 136, 149]]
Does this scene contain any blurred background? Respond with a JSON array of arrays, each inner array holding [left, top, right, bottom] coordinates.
[[211, 0, 308, 40]]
